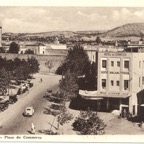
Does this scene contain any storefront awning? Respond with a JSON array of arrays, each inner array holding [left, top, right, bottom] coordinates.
[[79, 90, 130, 99]]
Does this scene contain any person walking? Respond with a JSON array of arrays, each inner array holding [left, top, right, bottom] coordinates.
[[31, 123, 36, 134]]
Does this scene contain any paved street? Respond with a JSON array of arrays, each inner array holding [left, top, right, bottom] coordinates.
[[0, 73, 61, 134], [1, 73, 144, 135]]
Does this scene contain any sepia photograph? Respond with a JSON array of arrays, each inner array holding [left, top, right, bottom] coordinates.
[[1, 0, 144, 143]]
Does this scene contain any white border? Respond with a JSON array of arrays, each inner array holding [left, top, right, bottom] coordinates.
[[0, 0, 144, 143], [0, 0, 143, 7]]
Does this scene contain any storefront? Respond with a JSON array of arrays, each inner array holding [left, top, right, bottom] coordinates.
[[79, 90, 130, 112]]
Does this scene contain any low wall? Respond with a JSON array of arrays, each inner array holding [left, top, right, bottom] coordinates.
[[0, 53, 66, 73]]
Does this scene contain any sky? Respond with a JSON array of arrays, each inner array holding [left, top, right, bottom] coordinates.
[[1, 7, 144, 33]]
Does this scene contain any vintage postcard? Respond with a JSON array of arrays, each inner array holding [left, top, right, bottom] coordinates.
[[0, 0, 144, 143]]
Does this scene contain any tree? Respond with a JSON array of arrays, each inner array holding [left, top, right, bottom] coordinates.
[[14, 66, 25, 82], [9, 42, 20, 53], [73, 109, 106, 135], [96, 36, 102, 45], [0, 68, 10, 94], [57, 103, 73, 134], [13, 58, 22, 68], [45, 60, 53, 72], [0, 47, 6, 53], [28, 57, 39, 74], [59, 70, 79, 100], [5, 59, 14, 72], [21, 59, 31, 79], [57, 44, 90, 76], [0, 57, 6, 69], [85, 62, 97, 90], [25, 49, 34, 54]]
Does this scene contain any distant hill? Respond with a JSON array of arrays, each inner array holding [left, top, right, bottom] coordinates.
[[101, 23, 144, 38], [4, 23, 144, 41], [2, 30, 105, 39]]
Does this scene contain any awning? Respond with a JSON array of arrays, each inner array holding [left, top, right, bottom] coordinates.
[[81, 96, 103, 100], [79, 90, 130, 99], [79, 90, 103, 100]]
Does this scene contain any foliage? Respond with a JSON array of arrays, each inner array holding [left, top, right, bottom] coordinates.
[[9, 42, 20, 53], [96, 36, 102, 45], [44, 107, 60, 116], [57, 105, 73, 125], [50, 103, 64, 110], [0, 57, 6, 69], [25, 49, 34, 54], [56, 44, 90, 76], [0, 57, 39, 83], [73, 110, 106, 135], [84, 62, 97, 90], [0, 47, 6, 53], [59, 70, 79, 100], [0, 68, 10, 94], [14, 59, 31, 82], [14, 66, 25, 82], [28, 56, 39, 74], [45, 60, 53, 72]]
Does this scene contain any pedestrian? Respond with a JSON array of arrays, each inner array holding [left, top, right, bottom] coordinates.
[[31, 123, 36, 134]]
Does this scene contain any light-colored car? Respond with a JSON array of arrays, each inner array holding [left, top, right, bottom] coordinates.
[[24, 107, 34, 116]]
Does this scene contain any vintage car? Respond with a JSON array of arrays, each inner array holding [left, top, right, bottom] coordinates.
[[23, 107, 34, 116]]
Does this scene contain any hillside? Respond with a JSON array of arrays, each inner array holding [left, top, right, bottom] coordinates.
[[2, 30, 105, 38], [101, 23, 144, 38], [3, 23, 144, 41]]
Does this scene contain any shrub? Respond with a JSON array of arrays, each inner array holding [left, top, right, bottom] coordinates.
[[72, 110, 106, 135], [44, 107, 60, 116], [50, 104, 64, 110]]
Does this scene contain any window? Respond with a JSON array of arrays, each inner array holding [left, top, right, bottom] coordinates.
[[124, 80, 129, 90], [102, 79, 106, 89], [142, 77, 144, 85], [111, 80, 114, 86], [117, 61, 120, 67], [133, 105, 135, 115], [124, 60, 129, 69], [111, 61, 114, 67], [102, 60, 107, 68], [139, 61, 141, 68], [116, 81, 120, 86], [139, 77, 141, 87]]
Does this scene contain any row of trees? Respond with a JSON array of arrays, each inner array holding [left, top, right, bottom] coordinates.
[[57, 44, 90, 100], [55, 44, 105, 135], [0, 56, 39, 94], [56, 44, 97, 101]]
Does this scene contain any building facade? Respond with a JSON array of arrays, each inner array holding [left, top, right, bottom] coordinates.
[[0, 27, 2, 47], [80, 49, 144, 116], [96, 51, 144, 116]]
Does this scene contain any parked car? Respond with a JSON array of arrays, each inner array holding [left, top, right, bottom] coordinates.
[[0, 102, 9, 112], [23, 107, 34, 116], [8, 95, 18, 104]]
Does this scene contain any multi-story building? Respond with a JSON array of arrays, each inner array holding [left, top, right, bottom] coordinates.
[[80, 49, 144, 116], [97, 52, 137, 115], [0, 26, 2, 47]]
